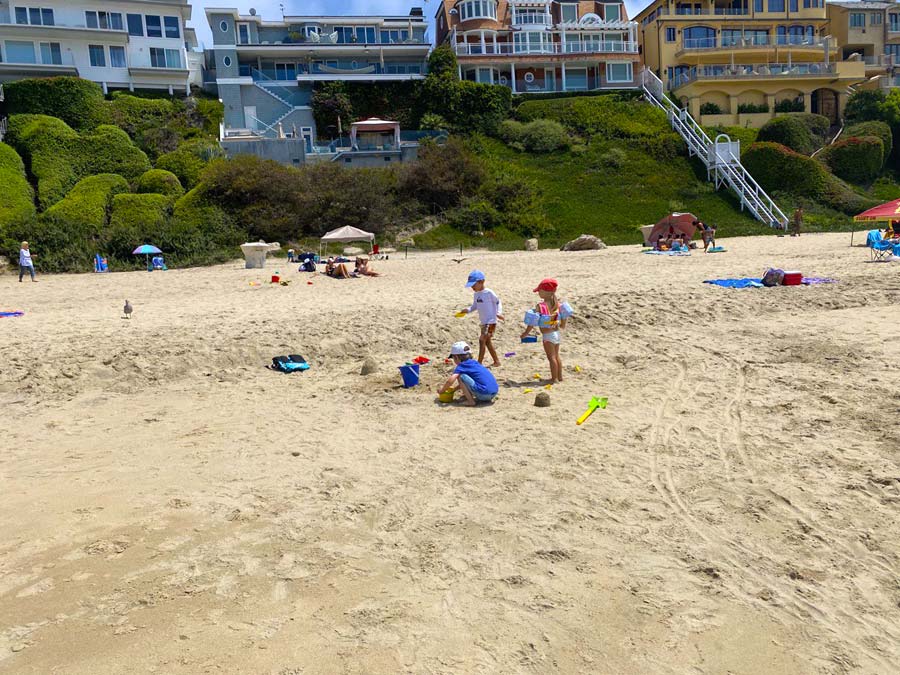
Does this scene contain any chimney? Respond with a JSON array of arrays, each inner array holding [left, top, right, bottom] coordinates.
[[410, 7, 424, 17]]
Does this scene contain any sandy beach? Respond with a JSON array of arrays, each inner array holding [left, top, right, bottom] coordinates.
[[1, 232, 898, 674]]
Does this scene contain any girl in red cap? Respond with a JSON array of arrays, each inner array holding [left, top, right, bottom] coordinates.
[[521, 278, 572, 383]]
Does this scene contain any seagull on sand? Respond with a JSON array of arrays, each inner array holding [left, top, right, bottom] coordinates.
[[123, 300, 133, 319]]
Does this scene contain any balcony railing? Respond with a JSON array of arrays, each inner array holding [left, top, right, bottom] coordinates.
[[862, 54, 894, 67], [454, 40, 639, 56], [681, 35, 828, 50], [0, 52, 76, 67], [669, 62, 837, 88]]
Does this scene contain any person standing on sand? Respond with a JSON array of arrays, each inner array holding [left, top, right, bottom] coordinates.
[[791, 207, 803, 237], [19, 241, 36, 282]]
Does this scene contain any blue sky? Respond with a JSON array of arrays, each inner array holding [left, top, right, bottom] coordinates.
[[189, 0, 646, 47]]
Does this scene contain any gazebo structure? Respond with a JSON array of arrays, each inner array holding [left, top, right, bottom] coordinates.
[[350, 118, 401, 151]]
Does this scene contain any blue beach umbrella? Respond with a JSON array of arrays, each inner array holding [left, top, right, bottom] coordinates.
[[133, 244, 162, 270]]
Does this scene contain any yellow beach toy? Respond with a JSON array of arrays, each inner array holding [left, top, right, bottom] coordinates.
[[439, 390, 455, 403], [455, 311, 468, 318], [576, 397, 608, 425]]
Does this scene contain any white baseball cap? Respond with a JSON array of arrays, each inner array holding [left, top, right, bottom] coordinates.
[[449, 341, 471, 357]]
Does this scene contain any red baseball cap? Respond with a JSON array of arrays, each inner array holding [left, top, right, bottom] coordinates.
[[533, 278, 558, 293]]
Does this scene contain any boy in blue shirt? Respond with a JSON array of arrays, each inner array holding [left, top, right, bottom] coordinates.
[[437, 341, 499, 406]]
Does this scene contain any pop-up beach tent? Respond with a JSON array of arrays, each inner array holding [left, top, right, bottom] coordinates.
[[319, 226, 375, 258], [647, 213, 698, 245]]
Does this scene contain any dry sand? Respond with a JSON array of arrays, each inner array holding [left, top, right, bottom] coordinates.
[[0, 233, 898, 674]]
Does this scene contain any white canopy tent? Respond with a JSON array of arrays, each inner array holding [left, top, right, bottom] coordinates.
[[319, 226, 375, 258]]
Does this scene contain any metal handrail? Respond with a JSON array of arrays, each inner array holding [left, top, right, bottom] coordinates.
[[453, 40, 639, 55]]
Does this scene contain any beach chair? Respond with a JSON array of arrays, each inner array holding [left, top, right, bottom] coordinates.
[[867, 230, 895, 261]]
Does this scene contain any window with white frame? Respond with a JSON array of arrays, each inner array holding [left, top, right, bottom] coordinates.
[[14, 7, 54, 26], [604, 4, 622, 22], [88, 44, 106, 67], [560, 3, 579, 23], [516, 8, 547, 25], [237, 23, 250, 44], [5, 41, 36, 63], [85, 11, 123, 30], [145, 15, 163, 38], [150, 47, 182, 68], [127, 14, 143, 36], [606, 61, 632, 83], [164, 17, 181, 39], [39, 41, 61, 64], [109, 45, 126, 68], [459, 0, 497, 21]]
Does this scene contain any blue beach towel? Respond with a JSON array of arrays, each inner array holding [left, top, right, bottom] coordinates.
[[703, 278, 764, 289], [0, 311, 24, 318], [644, 249, 691, 256]]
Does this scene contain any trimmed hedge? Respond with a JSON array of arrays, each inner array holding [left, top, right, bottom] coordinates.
[[168, 186, 246, 266], [2, 77, 107, 130], [0, 143, 36, 231], [820, 136, 884, 184], [6, 115, 151, 208], [155, 138, 224, 189], [742, 142, 876, 214], [106, 193, 173, 260], [844, 121, 892, 166], [44, 174, 130, 232], [136, 169, 184, 198], [705, 125, 758, 150], [757, 116, 817, 154]]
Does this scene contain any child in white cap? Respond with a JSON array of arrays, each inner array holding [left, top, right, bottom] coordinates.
[[437, 341, 499, 406], [459, 269, 504, 368]]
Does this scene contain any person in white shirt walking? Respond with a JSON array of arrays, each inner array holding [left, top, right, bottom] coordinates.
[[460, 269, 504, 367], [19, 241, 36, 282]]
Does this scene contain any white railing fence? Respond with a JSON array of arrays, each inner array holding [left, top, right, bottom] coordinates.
[[640, 68, 788, 229]]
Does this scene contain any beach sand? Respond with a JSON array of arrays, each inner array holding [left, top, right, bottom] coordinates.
[[0, 232, 898, 674]]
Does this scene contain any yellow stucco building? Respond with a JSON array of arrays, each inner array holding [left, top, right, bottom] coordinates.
[[635, 0, 867, 126], [827, 1, 900, 90]]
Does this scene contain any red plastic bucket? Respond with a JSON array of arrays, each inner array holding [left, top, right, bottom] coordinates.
[[271, 275, 280, 284]]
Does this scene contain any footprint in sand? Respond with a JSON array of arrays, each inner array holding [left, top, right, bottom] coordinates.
[[16, 578, 54, 598]]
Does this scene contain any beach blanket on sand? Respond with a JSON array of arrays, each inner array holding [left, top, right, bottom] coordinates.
[[643, 249, 691, 256], [704, 278, 764, 289], [704, 278, 838, 289], [0, 311, 24, 318]]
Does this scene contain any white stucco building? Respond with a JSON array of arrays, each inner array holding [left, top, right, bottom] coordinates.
[[0, 0, 199, 93]]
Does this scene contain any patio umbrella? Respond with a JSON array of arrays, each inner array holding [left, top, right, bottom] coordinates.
[[133, 244, 162, 271]]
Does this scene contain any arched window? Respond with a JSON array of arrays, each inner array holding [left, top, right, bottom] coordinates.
[[458, 0, 497, 21], [683, 26, 715, 49]]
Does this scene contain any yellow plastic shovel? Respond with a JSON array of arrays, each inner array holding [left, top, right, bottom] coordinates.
[[576, 396, 608, 425]]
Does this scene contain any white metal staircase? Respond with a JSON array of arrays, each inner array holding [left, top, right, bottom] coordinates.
[[640, 68, 788, 229]]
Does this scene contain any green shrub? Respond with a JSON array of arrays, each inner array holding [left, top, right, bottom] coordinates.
[[499, 118, 568, 153], [136, 169, 184, 197], [167, 186, 245, 266], [5, 114, 150, 208], [757, 116, 817, 154], [446, 199, 502, 235], [700, 102, 723, 115], [106, 193, 172, 259], [820, 136, 884, 184], [705, 125, 758, 150], [399, 137, 485, 212], [844, 89, 886, 124], [737, 102, 768, 114], [44, 174, 130, 232], [420, 112, 450, 131], [427, 44, 458, 79], [742, 142, 876, 214], [791, 113, 830, 143], [312, 82, 353, 137], [774, 98, 804, 113], [155, 138, 224, 189], [0, 143, 36, 231], [844, 121, 892, 166], [194, 97, 225, 136], [3, 77, 107, 129], [106, 93, 180, 158], [344, 81, 426, 130]]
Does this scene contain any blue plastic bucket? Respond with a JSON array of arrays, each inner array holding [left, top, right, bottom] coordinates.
[[399, 364, 420, 388]]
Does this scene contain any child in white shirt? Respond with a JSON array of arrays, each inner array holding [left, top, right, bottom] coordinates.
[[460, 269, 504, 367]]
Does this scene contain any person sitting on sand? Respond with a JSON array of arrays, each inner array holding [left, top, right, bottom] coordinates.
[[436, 341, 498, 406], [325, 257, 352, 279], [355, 257, 380, 277]]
